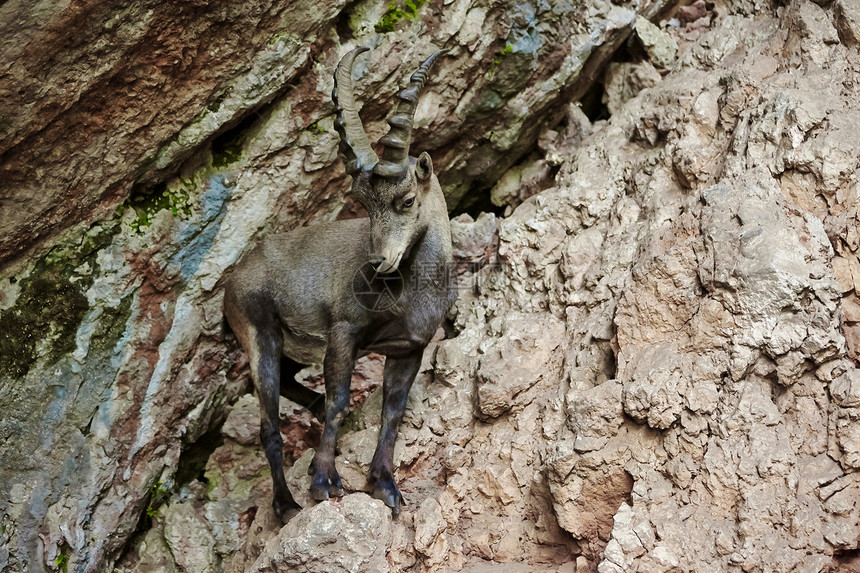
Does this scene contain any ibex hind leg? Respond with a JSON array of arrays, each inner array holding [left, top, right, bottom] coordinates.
[[249, 325, 301, 522], [368, 349, 423, 517], [308, 323, 358, 501]]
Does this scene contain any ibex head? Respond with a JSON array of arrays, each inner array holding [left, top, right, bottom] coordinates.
[[332, 47, 447, 274]]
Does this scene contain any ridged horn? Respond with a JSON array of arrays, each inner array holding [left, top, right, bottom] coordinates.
[[332, 47, 378, 176], [373, 49, 448, 179]]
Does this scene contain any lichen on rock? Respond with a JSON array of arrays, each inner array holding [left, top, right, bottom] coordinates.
[[0, 221, 121, 379]]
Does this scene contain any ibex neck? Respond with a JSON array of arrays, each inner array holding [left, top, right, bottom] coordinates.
[[401, 189, 452, 285]]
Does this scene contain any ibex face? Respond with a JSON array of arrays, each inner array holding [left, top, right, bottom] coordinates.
[[333, 47, 447, 274], [351, 154, 435, 273]]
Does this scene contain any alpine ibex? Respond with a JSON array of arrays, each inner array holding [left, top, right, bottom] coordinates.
[[223, 47, 455, 521]]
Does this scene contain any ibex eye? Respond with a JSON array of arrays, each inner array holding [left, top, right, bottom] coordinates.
[[403, 197, 415, 208]]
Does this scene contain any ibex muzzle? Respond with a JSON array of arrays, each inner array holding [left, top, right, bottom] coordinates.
[[223, 47, 455, 521]]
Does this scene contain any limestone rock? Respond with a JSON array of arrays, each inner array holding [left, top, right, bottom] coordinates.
[[602, 61, 662, 115], [490, 156, 554, 208], [248, 494, 393, 573], [450, 212, 499, 271], [831, 368, 860, 407], [113, 528, 180, 573], [635, 16, 678, 68], [475, 312, 565, 418], [413, 498, 448, 565], [834, 0, 860, 45], [162, 501, 218, 573], [221, 394, 262, 446]]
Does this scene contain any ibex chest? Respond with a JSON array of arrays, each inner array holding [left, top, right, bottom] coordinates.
[[281, 323, 328, 365]]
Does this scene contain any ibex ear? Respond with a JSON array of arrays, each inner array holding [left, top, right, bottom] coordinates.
[[415, 151, 433, 183]]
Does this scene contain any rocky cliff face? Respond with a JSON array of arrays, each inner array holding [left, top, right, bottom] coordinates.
[[2, 0, 860, 571]]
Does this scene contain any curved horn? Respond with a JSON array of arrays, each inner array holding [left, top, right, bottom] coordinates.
[[332, 47, 378, 176], [374, 49, 448, 179]]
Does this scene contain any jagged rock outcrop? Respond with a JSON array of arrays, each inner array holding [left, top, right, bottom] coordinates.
[[3, 0, 860, 571]]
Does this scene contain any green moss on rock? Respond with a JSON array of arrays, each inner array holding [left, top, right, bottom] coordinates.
[[374, 0, 428, 33], [0, 222, 120, 379], [206, 86, 233, 114], [89, 294, 133, 356], [126, 181, 194, 233]]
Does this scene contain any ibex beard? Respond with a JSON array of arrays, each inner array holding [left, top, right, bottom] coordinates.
[[223, 47, 455, 522]]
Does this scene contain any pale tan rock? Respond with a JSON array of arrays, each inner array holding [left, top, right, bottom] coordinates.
[[602, 61, 662, 115], [567, 380, 624, 452], [635, 16, 678, 68], [834, 256, 856, 293], [842, 294, 860, 323], [834, 0, 860, 45], [249, 494, 392, 573], [221, 394, 262, 446], [162, 502, 218, 573], [845, 324, 860, 361], [831, 369, 860, 407], [413, 498, 446, 556], [113, 528, 180, 573], [475, 312, 565, 418]]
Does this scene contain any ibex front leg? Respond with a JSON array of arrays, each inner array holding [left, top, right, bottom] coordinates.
[[368, 348, 423, 517], [251, 327, 301, 522], [309, 323, 358, 500]]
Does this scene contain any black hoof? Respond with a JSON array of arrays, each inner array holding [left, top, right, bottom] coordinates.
[[273, 498, 301, 524], [310, 483, 330, 501], [309, 485, 344, 500], [370, 478, 404, 517], [310, 468, 344, 501]]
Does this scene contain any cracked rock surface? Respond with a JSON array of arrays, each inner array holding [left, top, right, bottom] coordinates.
[[2, 0, 860, 572]]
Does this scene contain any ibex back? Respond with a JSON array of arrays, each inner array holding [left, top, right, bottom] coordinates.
[[223, 47, 455, 521]]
